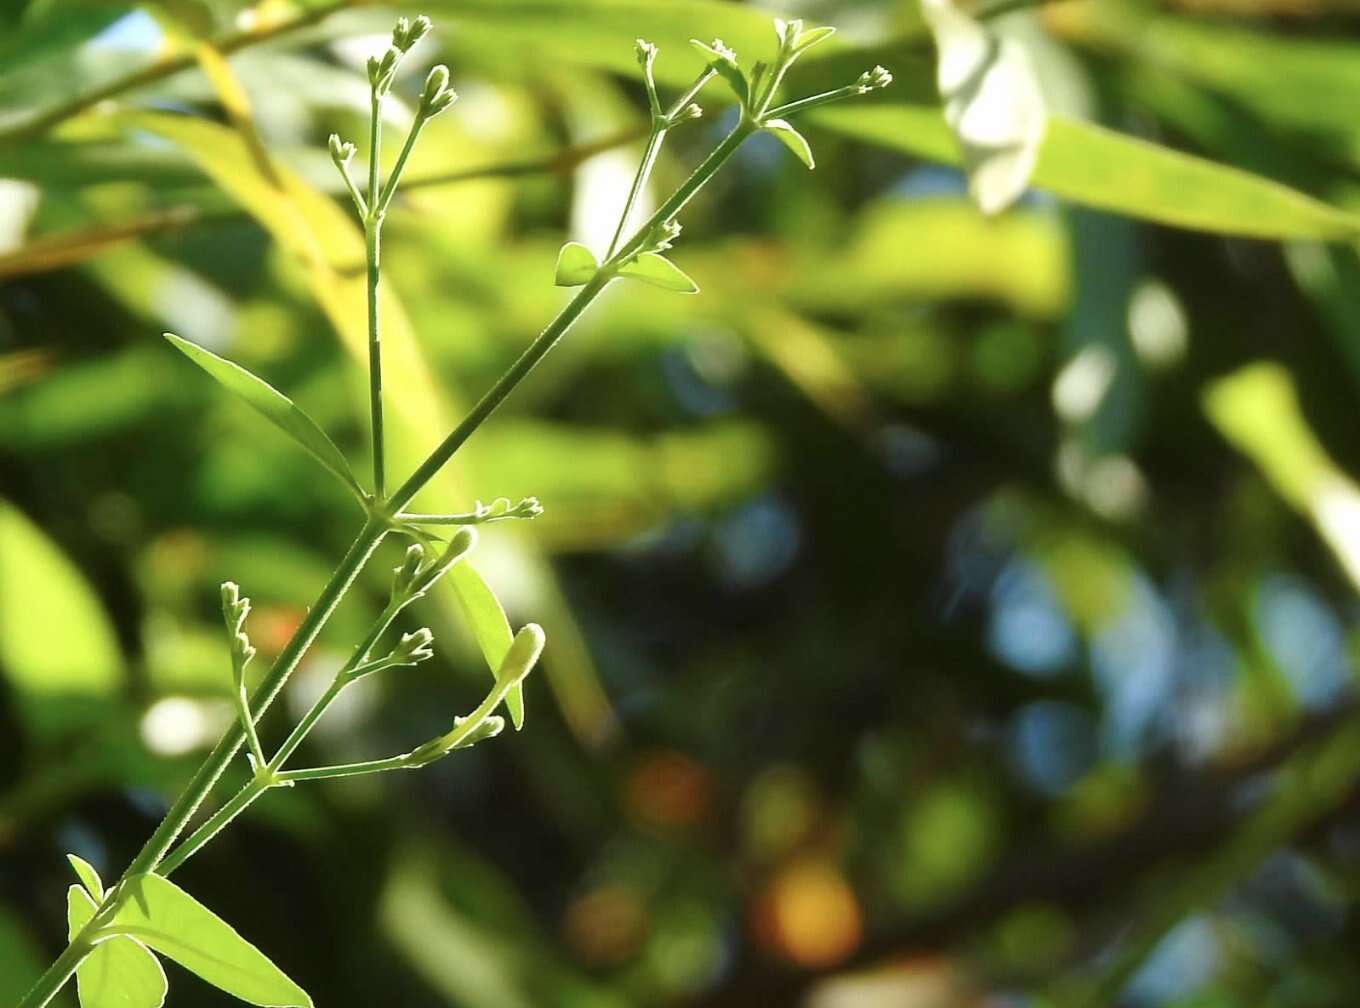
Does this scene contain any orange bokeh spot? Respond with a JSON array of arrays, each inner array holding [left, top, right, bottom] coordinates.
[[625, 749, 714, 829], [752, 859, 862, 968], [563, 884, 649, 966]]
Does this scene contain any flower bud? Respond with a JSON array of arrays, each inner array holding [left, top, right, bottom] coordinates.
[[419, 64, 457, 118], [392, 627, 435, 666], [368, 46, 401, 94], [856, 65, 893, 94], [495, 623, 546, 688], [328, 133, 356, 166], [635, 38, 658, 69], [412, 527, 477, 596], [392, 543, 426, 599], [393, 14, 431, 52]]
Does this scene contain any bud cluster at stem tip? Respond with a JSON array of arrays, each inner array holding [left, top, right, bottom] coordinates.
[[418, 63, 457, 119], [856, 65, 893, 93]]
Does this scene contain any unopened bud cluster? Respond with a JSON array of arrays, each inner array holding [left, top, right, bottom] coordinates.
[[328, 134, 356, 166], [221, 581, 256, 671], [856, 65, 893, 93], [391, 628, 435, 666], [418, 64, 457, 119]]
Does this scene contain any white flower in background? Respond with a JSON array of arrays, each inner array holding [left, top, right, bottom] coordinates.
[[920, 0, 1047, 215]]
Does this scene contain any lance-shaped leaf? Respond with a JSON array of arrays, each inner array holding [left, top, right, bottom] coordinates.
[[67, 886, 168, 1008], [165, 333, 364, 500], [764, 119, 815, 169], [67, 854, 104, 901], [554, 242, 599, 287], [920, 0, 1046, 215], [619, 253, 700, 293], [448, 561, 525, 730], [109, 874, 312, 1008]]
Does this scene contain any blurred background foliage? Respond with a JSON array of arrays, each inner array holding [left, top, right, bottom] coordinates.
[[7, 0, 1360, 1006]]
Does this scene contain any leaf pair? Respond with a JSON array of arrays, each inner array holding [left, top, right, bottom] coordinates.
[[554, 242, 699, 293], [65, 855, 310, 1008]]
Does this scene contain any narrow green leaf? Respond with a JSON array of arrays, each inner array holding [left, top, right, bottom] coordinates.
[[814, 106, 1360, 241], [764, 118, 815, 169], [109, 874, 311, 1008], [618, 253, 700, 293], [67, 854, 104, 901], [67, 886, 168, 1008], [164, 333, 364, 500], [793, 26, 837, 54], [554, 241, 598, 287], [448, 562, 524, 730]]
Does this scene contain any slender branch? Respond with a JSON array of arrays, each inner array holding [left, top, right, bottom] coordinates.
[[0, 1, 353, 147], [366, 89, 386, 499], [605, 125, 666, 259]]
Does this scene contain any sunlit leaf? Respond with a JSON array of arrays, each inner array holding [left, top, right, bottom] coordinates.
[[0, 498, 122, 725], [109, 874, 311, 1008], [689, 38, 749, 106], [920, 0, 1045, 215], [793, 26, 837, 54], [1205, 363, 1360, 591], [763, 118, 815, 169], [67, 886, 168, 1008], [554, 241, 598, 287], [448, 562, 524, 730], [67, 854, 104, 901], [815, 106, 1360, 240], [164, 333, 364, 500], [618, 253, 699, 293]]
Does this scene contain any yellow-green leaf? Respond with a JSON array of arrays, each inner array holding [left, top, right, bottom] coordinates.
[[165, 333, 364, 500], [109, 874, 311, 1008], [618, 252, 699, 293], [67, 886, 168, 1008], [815, 106, 1360, 240], [554, 241, 598, 287], [764, 118, 815, 169], [448, 562, 524, 730], [67, 854, 104, 901]]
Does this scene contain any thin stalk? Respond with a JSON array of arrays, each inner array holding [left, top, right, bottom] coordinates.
[[765, 85, 861, 121], [157, 778, 267, 876], [605, 125, 666, 259], [377, 118, 428, 217], [279, 753, 411, 782], [367, 91, 386, 499]]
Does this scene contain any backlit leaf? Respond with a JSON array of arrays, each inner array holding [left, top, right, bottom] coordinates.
[[618, 252, 699, 293], [815, 106, 1360, 240], [764, 118, 815, 169], [554, 241, 598, 287], [165, 333, 364, 501], [448, 562, 524, 730], [67, 886, 168, 1008], [67, 854, 104, 901], [109, 874, 311, 1008]]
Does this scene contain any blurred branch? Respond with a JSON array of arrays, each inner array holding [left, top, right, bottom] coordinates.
[[0, 0, 356, 147], [0, 128, 645, 279]]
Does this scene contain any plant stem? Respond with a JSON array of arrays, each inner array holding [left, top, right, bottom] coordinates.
[[605, 125, 666, 259], [366, 94, 386, 500], [16, 934, 93, 1008]]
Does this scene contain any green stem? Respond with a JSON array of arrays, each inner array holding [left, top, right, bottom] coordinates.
[[764, 85, 861, 121], [16, 935, 93, 1008], [605, 124, 666, 260], [367, 93, 386, 499], [378, 117, 427, 217], [279, 753, 412, 782], [156, 778, 267, 876]]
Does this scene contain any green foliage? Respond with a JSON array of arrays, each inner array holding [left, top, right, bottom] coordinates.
[[107, 875, 308, 1007], [66, 887, 167, 1008], [165, 333, 365, 501], [13, 2, 1360, 1007]]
